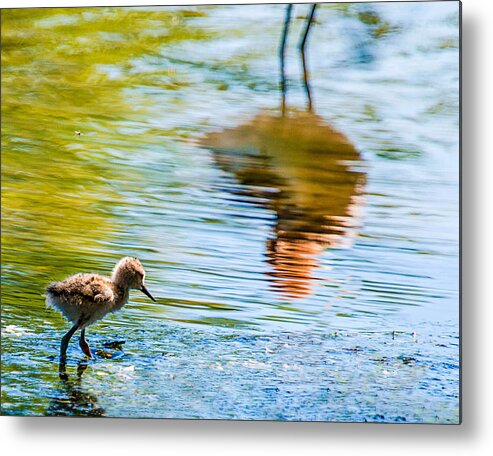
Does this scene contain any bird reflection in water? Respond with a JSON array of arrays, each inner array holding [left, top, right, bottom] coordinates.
[[203, 5, 366, 298], [203, 113, 366, 298], [46, 361, 105, 417]]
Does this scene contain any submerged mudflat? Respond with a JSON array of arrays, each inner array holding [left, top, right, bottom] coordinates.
[[3, 319, 458, 422]]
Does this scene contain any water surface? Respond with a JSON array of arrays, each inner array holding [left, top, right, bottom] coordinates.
[[1, 3, 459, 422]]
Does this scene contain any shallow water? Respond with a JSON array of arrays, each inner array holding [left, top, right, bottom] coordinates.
[[1, 3, 459, 421]]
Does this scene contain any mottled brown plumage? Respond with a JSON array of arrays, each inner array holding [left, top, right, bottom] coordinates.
[[46, 257, 156, 361]]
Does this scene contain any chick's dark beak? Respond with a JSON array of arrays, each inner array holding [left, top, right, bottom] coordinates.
[[140, 284, 156, 302]]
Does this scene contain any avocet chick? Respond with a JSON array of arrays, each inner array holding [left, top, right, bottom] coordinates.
[[46, 257, 156, 361]]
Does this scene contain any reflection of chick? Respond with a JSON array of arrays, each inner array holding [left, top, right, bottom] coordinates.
[[203, 112, 366, 298], [46, 362, 105, 417]]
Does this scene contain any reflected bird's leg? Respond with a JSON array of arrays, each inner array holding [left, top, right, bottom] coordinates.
[[279, 4, 293, 116], [58, 359, 68, 382], [60, 321, 81, 363], [77, 360, 89, 379], [79, 328, 93, 359], [299, 4, 317, 112]]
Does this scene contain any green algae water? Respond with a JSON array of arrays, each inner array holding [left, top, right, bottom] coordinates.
[[1, 3, 459, 422]]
